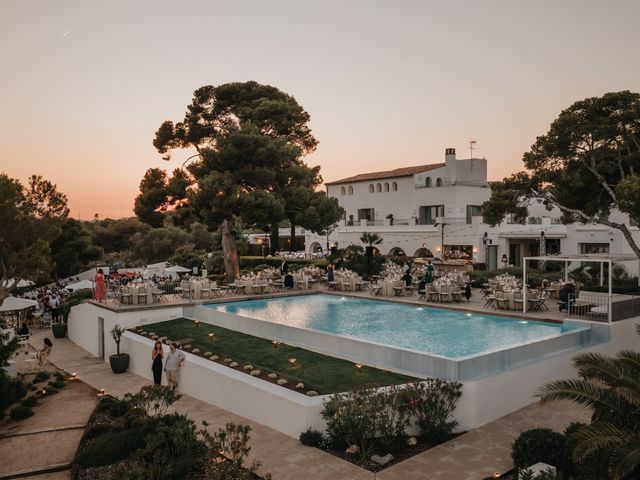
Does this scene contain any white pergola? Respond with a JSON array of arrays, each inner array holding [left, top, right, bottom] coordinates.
[[522, 253, 639, 322]]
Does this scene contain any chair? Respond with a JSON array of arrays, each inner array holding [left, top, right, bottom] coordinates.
[[120, 287, 132, 305], [18, 334, 30, 351], [24, 352, 38, 373], [42, 312, 52, 328], [513, 291, 524, 311], [427, 284, 439, 302], [484, 292, 497, 309], [200, 284, 211, 298], [451, 287, 463, 303], [495, 292, 508, 310], [136, 288, 147, 304], [369, 285, 382, 296], [437, 285, 451, 303]]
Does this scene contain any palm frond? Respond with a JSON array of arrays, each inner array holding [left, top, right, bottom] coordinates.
[[572, 422, 630, 461], [610, 438, 640, 480], [613, 386, 640, 409], [572, 352, 623, 383], [618, 350, 640, 373], [538, 379, 621, 413]]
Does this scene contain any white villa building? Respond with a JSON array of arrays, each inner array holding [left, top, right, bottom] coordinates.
[[306, 148, 640, 272]]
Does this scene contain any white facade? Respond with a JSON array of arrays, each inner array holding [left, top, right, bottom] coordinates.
[[307, 148, 640, 272]]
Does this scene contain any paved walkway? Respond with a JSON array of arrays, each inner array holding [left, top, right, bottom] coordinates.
[[32, 330, 589, 480]]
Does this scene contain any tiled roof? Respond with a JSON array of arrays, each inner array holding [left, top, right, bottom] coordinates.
[[325, 163, 445, 185]]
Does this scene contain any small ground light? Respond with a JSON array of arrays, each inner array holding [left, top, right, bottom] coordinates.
[[493, 473, 501, 479], [288, 358, 297, 366], [208, 333, 215, 341], [70, 373, 77, 380], [97, 388, 106, 397], [355, 364, 363, 373], [272, 340, 280, 348], [195, 320, 200, 328]]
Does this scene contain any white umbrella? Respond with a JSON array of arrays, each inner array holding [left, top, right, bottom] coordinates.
[[165, 265, 191, 273], [64, 280, 95, 292], [0, 296, 38, 312], [1, 278, 35, 289]]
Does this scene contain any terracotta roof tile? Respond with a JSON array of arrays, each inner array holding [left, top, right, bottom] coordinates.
[[325, 163, 445, 185]]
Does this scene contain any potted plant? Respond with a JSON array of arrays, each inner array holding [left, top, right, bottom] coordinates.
[[53, 290, 93, 338], [109, 324, 129, 374]]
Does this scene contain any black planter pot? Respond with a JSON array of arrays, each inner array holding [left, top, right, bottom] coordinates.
[[109, 353, 130, 374], [51, 323, 67, 338]]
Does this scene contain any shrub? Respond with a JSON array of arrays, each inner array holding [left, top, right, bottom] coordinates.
[[299, 428, 324, 447], [49, 380, 66, 389], [10, 405, 34, 421], [84, 423, 113, 440], [124, 385, 181, 419], [97, 395, 129, 417], [21, 396, 38, 408], [401, 379, 463, 442], [0, 375, 28, 413], [519, 468, 563, 480], [60, 289, 93, 321], [44, 386, 58, 395], [512, 428, 571, 473], [34, 371, 51, 383], [321, 386, 407, 460], [200, 422, 264, 480], [76, 427, 147, 467]]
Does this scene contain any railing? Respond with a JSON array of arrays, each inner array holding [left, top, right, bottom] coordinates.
[[415, 179, 489, 189], [567, 292, 640, 322]]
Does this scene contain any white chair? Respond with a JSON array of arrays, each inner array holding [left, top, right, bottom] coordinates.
[[137, 288, 148, 304], [24, 352, 38, 373], [18, 334, 30, 351], [42, 312, 52, 328]]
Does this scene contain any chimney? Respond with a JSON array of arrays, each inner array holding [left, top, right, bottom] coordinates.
[[445, 148, 456, 160], [445, 148, 457, 184]]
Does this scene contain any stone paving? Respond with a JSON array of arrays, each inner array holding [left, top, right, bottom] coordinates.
[[27, 324, 589, 480]]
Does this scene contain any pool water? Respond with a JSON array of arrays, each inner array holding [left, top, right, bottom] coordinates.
[[208, 294, 585, 359]]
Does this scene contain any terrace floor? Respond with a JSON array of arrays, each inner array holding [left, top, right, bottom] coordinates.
[[26, 328, 590, 480], [95, 284, 574, 324]]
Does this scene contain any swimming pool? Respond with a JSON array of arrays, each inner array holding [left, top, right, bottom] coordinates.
[[207, 294, 587, 360]]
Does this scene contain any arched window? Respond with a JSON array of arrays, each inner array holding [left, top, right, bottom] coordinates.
[[376, 183, 382, 192], [391, 181, 397, 191], [369, 184, 374, 193], [436, 177, 443, 187], [384, 182, 389, 192], [425, 177, 432, 188], [347, 186, 353, 195], [340, 186, 346, 195]]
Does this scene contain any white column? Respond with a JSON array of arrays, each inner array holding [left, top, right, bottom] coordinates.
[[523, 259, 528, 314], [608, 260, 613, 323], [564, 261, 569, 282]]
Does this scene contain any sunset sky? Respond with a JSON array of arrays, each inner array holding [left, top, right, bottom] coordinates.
[[1, 0, 639, 220]]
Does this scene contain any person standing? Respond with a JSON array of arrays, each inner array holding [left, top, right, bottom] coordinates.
[[94, 269, 107, 302], [164, 342, 185, 392], [501, 254, 509, 270], [423, 259, 434, 285], [151, 341, 164, 386], [50, 294, 60, 322]]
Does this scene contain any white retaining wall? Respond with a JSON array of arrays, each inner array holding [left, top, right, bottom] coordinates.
[[67, 301, 640, 438]]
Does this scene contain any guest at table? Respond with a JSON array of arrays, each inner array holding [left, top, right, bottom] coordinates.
[[501, 254, 509, 269], [559, 283, 576, 312], [151, 341, 164, 386], [327, 265, 335, 284], [284, 273, 294, 289], [94, 269, 107, 302], [402, 271, 412, 287], [464, 282, 472, 301], [18, 323, 29, 337]]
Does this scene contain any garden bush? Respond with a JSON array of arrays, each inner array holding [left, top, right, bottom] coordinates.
[[0, 375, 28, 413], [44, 386, 58, 395], [10, 405, 34, 421], [76, 426, 147, 467], [401, 379, 463, 442], [21, 396, 38, 408], [34, 371, 51, 383], [512, 428, 571, 473], [49, 380, 66, 389], [299, 428, 324, 448], [97, 395, 129, 417]]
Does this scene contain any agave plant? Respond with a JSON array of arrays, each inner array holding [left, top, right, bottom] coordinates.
[[538, 324, 640, 480]]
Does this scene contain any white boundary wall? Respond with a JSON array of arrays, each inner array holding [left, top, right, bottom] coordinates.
[[67, 301, 640, 438]]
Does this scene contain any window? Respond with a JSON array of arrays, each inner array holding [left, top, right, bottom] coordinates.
[[425, 177, 432, 188], [466, 205, 482, 224], [369, 184, 374, 193], [418, 205, 444, 225], [340, 186, 346, 195], [580, 243, 610, 254], [357, 208, 375, 221], [436, 178, 443, 187], [347, 186, 353, 195], [384, 182, 389, 192], [376, 183, 382, 192], [391, 181, 397, 191]]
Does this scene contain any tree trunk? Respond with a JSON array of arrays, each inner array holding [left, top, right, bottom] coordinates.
[[220, 219, 240, 283], [290, 222, 296, 253], [270, 224, 279, 256]]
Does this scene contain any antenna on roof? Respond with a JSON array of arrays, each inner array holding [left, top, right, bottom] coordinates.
[[469, 139, 477, 159]]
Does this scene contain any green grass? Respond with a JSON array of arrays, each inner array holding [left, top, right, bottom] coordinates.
[[138, 318, 418, 394]]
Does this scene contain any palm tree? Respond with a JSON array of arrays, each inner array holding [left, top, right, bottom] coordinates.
[[537, 324, 640, 480], [359, 232, 383, 247]]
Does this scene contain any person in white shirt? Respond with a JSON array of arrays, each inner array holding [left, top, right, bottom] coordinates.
[[49, 295, 60, 323], [164, 342, 186, 392]]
